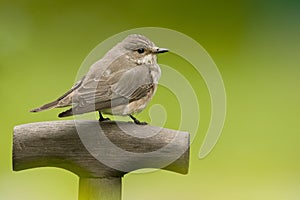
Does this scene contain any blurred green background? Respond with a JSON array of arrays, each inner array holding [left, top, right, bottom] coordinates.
[[1, 0, 300, 199]]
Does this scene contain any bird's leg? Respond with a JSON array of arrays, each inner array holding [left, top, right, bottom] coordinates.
[[129, 115, 147, 125], [99, 111, 110, 122]]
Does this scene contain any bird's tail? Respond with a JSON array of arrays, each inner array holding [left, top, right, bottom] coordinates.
[[58, 108, 73, 118], [30, 100, 59, 113]]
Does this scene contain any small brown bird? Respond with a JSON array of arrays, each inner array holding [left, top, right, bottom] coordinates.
[[30, 34, 168, 125]]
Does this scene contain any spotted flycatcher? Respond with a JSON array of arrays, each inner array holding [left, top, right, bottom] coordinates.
[[30, 34, 168, 125]]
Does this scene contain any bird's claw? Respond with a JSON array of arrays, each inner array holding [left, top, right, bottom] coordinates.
[[129, 115, 147, 125], [99, 117, 110, 122]]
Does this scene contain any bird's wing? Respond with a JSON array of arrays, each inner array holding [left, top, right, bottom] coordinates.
[[112, 65, 153, 100], [70, 64, 153, 115], [57, 76, 85, 101]]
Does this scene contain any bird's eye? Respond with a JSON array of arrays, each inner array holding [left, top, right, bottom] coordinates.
[[137, 48, 145, 54]]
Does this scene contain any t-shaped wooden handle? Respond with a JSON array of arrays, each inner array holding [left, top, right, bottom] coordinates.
[[13, 120, 190, 200]]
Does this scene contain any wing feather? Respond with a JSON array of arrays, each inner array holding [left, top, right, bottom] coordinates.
[[69, 64, 153, 115]]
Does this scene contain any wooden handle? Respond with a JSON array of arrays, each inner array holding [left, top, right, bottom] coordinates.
[[79, 178, 121, 200], [13, 120, 190, 200], [13, 120, 190, 177]]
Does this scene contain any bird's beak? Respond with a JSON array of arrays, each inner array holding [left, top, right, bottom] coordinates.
[[155, 47, 169, 54]]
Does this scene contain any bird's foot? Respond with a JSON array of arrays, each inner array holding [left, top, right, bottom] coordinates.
[[99, 117, 110, 122], [129, 115, 147, 125], [99, 112, 110, 122]]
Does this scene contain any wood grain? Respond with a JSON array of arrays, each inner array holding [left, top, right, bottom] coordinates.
[[78, 178, 121, 200], [13, 120, 189, 178]]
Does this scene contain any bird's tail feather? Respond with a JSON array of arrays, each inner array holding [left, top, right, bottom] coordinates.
[[58, 108, 73, 118], [30, 100, 59, 112]]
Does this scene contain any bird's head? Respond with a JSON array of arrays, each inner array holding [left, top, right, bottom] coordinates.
[[121, 34, 168, 65]]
